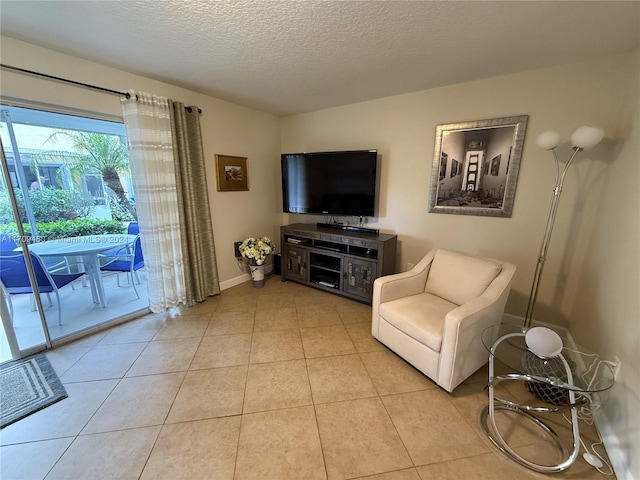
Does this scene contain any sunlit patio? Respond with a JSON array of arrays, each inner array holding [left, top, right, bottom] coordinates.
[[0, 269, 149, 362]]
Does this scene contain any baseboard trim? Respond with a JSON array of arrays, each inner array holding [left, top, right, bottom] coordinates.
[[220, 273, 250, 290], [501, 312, 629, 478], [220, 264, 274, 291]]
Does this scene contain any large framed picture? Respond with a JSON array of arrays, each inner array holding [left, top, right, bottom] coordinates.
[[428, 115, 528, 217], [215, 154, 249, 191]]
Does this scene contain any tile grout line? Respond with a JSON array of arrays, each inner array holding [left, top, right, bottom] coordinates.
[[231, 299, 255, 478], [298, 298, 330, 479], [378, 392, 418, 470]]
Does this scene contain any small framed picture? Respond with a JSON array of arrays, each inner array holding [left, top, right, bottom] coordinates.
[[450, 159, 458, 178], [439, 153, 447, 180], [490, 154, 502, 176], [215, 154, 249, 191]]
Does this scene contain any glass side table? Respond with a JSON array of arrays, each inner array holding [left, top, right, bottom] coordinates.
[[479, 323, 615, 473]]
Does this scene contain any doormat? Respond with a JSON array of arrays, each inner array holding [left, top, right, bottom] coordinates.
[[0, 353, 68, 429]]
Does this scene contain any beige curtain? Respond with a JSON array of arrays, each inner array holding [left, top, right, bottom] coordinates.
[[121, 91, 187, 312], [170, 101, 220, 304]]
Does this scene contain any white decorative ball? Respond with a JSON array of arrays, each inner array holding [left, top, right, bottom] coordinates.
[[525, 327, 563, 358]]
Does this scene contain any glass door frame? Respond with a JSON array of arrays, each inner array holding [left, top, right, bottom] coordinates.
[[0, 140, 51, 361]]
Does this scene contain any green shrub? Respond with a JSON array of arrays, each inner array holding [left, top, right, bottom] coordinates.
[[0, 218, 125, 243], [110, 204, 136, 222], [0, 187, 93, 223], [0, 190, 20, 224], [31, 187, 93, 222]]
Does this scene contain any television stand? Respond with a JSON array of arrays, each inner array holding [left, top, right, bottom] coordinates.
[[281, 223, 396, 303], [316, 222, 380, 235]]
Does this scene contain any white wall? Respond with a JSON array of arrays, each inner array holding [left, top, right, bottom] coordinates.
[[281, 50, 639, 477], [0, 36, 282, 284], [569, 50, 639, 478]]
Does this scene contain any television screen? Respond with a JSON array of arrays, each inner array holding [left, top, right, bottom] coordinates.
[[281, 150, 378, 216]]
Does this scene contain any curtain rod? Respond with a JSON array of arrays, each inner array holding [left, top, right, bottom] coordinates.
[[0, 63, 202, 114]]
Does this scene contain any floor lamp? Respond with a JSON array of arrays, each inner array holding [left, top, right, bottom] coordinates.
[[523, 125, 604, 329]]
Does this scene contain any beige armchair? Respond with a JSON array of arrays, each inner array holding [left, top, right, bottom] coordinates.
[[372, 248, 516, 392]]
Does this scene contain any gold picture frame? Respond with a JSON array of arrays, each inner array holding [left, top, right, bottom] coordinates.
[[215, 154, 249, 191]]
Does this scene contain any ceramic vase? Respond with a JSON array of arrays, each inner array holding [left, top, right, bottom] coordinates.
[[250, 264, 265, 288]]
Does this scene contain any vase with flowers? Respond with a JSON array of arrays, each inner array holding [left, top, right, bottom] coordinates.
[[239, 236, 276, 288]]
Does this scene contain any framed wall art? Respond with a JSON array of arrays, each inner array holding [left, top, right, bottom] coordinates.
[[215, 154, 249, 191], [428, 115, 528, 217]]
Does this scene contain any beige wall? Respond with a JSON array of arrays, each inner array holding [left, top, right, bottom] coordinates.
[[570, 50, 639, 476], [281, 50, 639, 476], [0, 36, 282, 284], [281, 52, 636, 325]]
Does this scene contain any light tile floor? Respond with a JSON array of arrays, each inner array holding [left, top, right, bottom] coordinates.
[[0, 277, 616, 479]]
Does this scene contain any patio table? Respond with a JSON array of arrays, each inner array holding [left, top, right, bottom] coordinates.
[[20, 234, 136, 308]]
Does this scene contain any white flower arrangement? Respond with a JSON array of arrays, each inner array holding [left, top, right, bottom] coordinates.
[[239, 236, 276, 265]]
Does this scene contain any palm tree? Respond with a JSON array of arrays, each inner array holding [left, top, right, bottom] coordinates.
[[44, 131, 137, 219]]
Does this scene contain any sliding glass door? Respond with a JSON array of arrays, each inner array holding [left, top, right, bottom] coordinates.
[[0, 104, 148, 361]]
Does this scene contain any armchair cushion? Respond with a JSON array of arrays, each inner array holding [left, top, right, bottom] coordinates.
[[425, 249, 502, 305], [379, 292, 456, 352]]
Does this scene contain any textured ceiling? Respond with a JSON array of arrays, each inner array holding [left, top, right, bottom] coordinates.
[[1, 1, 638, 116]]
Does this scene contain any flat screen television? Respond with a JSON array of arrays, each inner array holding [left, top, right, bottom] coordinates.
[[281, 150, 378, 216]]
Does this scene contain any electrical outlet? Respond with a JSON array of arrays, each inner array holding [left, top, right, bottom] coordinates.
[[233, 241, 243, 259], [407, 262, 415, 271]]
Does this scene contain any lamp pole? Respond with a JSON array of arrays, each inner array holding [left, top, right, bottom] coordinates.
[[524, 126, 604, 329], [523, 147, 581, 329]]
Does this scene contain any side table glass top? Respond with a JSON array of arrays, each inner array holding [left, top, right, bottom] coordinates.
[[482, 323, 614, 394]]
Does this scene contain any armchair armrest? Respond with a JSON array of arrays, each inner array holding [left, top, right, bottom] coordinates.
[[372, 250, 436, 336]]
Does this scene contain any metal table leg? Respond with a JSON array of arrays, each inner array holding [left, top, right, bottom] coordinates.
[[480, 334, 583, 473]]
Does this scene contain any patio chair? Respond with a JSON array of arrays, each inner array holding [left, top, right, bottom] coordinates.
[[0, 234, 17, 253], [0, 251, 86, 325], [1, 233, 71, 272], [99, 234, 144, 299], [1, 234, 76, 298], [100, 222, 141, 263]]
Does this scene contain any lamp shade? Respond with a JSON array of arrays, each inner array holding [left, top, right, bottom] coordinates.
[[571, 126, 604, 150], [535, 131, 562, 150]]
